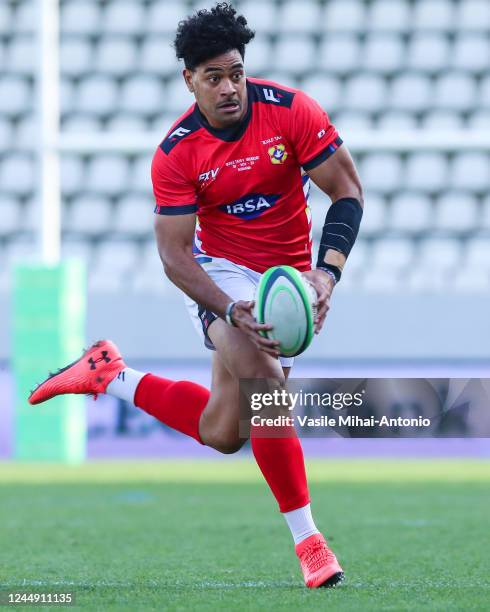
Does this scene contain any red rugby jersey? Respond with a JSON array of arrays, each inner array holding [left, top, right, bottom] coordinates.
[[151, 77, 342, 273]]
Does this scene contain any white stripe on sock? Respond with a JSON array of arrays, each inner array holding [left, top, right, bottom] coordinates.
[[105, 367, 146, 404], [283, 503, 320, 545]]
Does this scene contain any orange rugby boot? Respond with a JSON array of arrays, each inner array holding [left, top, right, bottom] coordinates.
[[28, 340, 126, 405], [295, 533, 344, 589]]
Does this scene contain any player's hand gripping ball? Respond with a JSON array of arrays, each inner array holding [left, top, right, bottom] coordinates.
[[254, 265, 318, 357]]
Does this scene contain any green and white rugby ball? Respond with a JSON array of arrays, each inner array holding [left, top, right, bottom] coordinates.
[[254, 265, 317, 357]]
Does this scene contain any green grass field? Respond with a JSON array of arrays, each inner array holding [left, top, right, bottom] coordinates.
[[1, 460, 489, 611]]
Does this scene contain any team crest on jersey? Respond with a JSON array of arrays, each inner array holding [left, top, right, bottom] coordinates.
[[219, 193, 280, 220], [268, 144, 288, 165]]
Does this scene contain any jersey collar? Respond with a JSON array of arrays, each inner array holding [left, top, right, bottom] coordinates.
[[193, 80, 253, 142]]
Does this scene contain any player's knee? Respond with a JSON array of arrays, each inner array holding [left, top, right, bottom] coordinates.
[[207, 433, 246, 455], [239, 362, 286, 386], [215, 437, 246, 455]]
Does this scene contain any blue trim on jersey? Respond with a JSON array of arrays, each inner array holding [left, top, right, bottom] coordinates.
[[302, 136, 343, 171]]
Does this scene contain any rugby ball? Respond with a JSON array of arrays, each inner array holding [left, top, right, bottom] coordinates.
[[254, 265, 317, 357]]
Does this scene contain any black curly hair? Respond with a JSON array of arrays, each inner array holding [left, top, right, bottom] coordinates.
[[174, 2, 255, 70]]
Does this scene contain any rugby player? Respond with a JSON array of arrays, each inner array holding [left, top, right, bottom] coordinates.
[[29, 3, 363, 589]]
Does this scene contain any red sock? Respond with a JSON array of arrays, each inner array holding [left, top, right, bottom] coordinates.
[[251, 432, 310, 513], [134, 374, 209, 444]]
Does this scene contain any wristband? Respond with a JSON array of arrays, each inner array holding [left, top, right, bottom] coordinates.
[[317, 266, 339, 285], [225, 301, 237, 327]]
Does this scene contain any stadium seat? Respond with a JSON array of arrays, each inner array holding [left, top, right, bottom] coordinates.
[[406, 34, 450, 74], [151, 113, 176, 134], [146, 1, 192, 34], [478, 76, 490, 109], [94, 37, 138, 77], [0, 117, 13, 149], [0, 153, 34, 195], [132, 239, 172, 294], [419, 237, 462, 271], [165, 76, 194, 114], [344, 238, 369, 275], [361, 34, 404, 75], [272, 36, 316, 75], [377, 111, 417, 130], [62, 114, 102, 133], [413, 0, 454, 30], [86, 155, 129, 196], [61, 238, 93, 265], [140, 36, 180, 76], [60, 156, 85, 196], [278, 1, 321, 33], [390, 74, 431, 112], [371, 237, 414, 270], [102, 0, 146, 34], [302, 76, 341, 112], [238, 1, 277, 34], [451, 35, 490, 75], [13, 0, 36, 33], [433, 73, 477, 112], [317, 34, 360, 75], [60, 37, 93, 78], [15, 113, 36, 149], [361, 154, 403, 194], [22, 197, 39, 233], [468, 111, 490, 129], [120, 75, 165, 116], [243, 36, 271, 76], [466, 238, 490, 270], [368, 0, 412, 31], [404, 153, 448, 193], [434, 192, 479, 234], [421, 111, 464, 129], [264, 72, 298, 90], [114, 195, 153, 236], [61, 0, 102, 35], [6, 35, 35, 75], [333, 111, 373, 131], [106, 113, 148, 132], [0, 76, 31, 116], [76, 76, 119, 116], [450, 154, 489, 192], [480, 195, 490, 231], [390, 193, 432, 234], [0, 4, 11, 32], [358, 193, 386, 236], [457, 0, 490, 30], [0, 197, 20, 237], [4, 238, 37, 265], [344, 74, 387, 112], [130, 154, 154, 193], [66, 195, 113, 236], [60, 77, 76, 116], [324, 0, 366, 32], [90, 239, 140, 291]]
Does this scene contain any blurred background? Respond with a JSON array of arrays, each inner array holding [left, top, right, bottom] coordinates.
[[0, 0, 489, 461]]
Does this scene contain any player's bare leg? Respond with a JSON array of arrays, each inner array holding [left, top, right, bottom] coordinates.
[[205, 319, 344, 588]]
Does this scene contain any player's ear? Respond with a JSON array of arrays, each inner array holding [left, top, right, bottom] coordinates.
[[183, 69, 194, 93]]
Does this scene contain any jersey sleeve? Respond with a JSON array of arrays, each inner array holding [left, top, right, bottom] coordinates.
[[151, 146, 198, 215], [288, 90, 343, 171]]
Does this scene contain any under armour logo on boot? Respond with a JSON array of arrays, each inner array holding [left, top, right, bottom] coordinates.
[[87, 351, 111, 370]]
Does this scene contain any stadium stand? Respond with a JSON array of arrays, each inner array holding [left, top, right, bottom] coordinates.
[[0, 0, 489, 298]]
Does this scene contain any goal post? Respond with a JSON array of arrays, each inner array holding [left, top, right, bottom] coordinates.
[[12, 0, 87, 463]]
